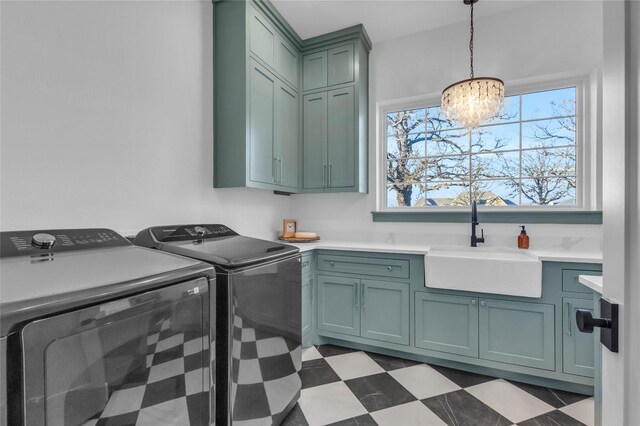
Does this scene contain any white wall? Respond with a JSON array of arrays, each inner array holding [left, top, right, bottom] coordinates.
[[0, 0, 290, 238], [290, 1, 603, 250], [625, 1, 639, 422]]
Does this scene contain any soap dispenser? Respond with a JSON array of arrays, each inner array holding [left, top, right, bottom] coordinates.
[[518, 226, 530, 249]]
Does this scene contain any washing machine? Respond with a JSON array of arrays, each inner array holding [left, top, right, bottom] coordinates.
[[133, 224, 301, 426], [0, 228, 216, 426]]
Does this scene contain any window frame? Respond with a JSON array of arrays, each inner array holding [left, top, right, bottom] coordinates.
[[376, 77, 591, 213]]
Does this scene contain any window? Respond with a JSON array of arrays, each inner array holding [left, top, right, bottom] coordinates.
[[384, 86, 579, 209]]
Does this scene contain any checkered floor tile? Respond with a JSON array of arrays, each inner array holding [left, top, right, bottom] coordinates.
[[283, 345, 594, 426], [81, 317, 211, 426]]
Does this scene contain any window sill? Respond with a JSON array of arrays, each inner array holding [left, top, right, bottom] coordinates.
[[371, 210, 602, 224]]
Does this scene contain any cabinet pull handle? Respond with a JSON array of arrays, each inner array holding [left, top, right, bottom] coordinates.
[[480, 300, 486, 307], [361, 283, 365, 309], [471, 299, 477, 305], [279, 158, 283, 183], [273, 158, 277, 181], [329, 163, 332, 187], [330, 261, 335, 267], [567, 301, 572, 336], [354, 285, 358, 311], [387, 265, 393, 271], [322, 163, 326, 187], [310, 279, 313, 303]]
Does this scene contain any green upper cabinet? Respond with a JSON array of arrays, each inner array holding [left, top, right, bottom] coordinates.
[[303, 87, 355, 190], [214, 0, 370, 193], [301, 39, 369, 194], [249, 60, 276, 185], [249, 5, 277, 68], [302, 92, 328, 190], [214, 1, 301, 192], [274, 81, 299, 189], [303, 51, 328, 91], [327, 87, 355, 189], [303, 44, 355, 90], [328, 44, 354, 86]]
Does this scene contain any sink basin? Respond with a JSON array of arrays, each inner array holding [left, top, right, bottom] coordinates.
[[425, 248, 542, 298]]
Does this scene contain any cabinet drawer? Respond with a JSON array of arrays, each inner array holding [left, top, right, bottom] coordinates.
[[562, 269, 602, 293], [317, 254, 409, 279]]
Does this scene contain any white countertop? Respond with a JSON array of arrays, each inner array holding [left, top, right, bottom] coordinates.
[[285, 239, 603, 263], [578, 275, 603, 294]]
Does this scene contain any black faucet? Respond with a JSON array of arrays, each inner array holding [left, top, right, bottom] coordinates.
[[471, 200, 485, 247]]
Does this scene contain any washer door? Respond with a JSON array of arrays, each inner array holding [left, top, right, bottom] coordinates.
[[21, 278, 211, 426]]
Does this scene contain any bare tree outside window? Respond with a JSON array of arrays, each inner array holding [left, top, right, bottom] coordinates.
[[385, 87, 577, 208]]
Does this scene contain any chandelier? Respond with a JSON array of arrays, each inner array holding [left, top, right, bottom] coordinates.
[[441, 0, 504, 130]]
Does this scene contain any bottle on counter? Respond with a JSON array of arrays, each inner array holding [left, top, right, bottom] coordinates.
[[518, 225, 530, 249]]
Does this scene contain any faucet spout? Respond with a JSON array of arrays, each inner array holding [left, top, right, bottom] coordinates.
[[471, 201, 485, 247]]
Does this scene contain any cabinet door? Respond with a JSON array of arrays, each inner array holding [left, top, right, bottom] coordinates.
[[415, 293, 479, 357], [327, 87, 355, 189], [361, 280, 409, 345], [249, 60, 275, 185], [249, 6, 276, 68], [303, 92, 328, 190], [563, 298, 596, 377], [317, 275, 360, 336], [303, 51, 328, 91], [302, 276, 312, 338], [479, 298, 555, 370], [327, 44, 354, 86], [276, 35, 299, 88], [274, 82, 299, 190]]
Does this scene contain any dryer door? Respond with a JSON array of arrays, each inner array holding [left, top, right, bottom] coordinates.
[[20, 277, 211, 426]]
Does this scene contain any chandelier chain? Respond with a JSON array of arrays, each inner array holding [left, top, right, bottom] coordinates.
[[469, 1, 474, 79]]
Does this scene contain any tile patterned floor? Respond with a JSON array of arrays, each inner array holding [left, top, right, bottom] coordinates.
[[283, 345, 594, 426]]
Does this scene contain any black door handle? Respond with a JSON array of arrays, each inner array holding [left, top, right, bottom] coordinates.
[[576, 298, 619, 353], [576, 310, 612, 333]]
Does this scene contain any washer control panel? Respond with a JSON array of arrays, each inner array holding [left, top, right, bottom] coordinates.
[[1, 228, 129, 258], [151, 224, 238, 242]]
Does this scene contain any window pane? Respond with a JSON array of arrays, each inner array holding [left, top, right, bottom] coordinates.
[[426, 155, 469, 181], [472, 180, 520, 206], [426, 106, 458, 132], [425, 183, 470, 206], [472, 151, 519, 180], [522, 87, 576, 121], [520, 177, 576, 206], [522, 118, 576, 149], [386, 109, 426, 135], [482, 95, 520, 125], [426, 128, 470, 156], [521, 147, 576, 178], [472, 123, 520, 153], [387, 134, 426, 158], [387, 158, 425, 183], [387, 184, 425, 207]]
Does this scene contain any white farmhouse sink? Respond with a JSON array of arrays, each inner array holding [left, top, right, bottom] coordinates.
[[425, 248, 542, 298]]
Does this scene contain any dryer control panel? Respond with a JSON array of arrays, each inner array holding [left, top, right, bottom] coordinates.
[[0, 229, 129, 258], [149, 224, 238, 242]]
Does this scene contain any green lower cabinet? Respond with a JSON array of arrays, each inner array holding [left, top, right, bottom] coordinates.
[[415, 292, 479, 357], [317, 275, 410, 345], [317, 275, 360, 336], [361, 280, 409, 345], [302, 275, 312, 340], [479, 298, 555, 371], [563, 297, 596, 377]]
